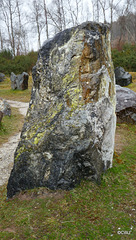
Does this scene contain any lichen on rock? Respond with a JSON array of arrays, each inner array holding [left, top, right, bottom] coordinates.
[[7, 21, 116, 198]]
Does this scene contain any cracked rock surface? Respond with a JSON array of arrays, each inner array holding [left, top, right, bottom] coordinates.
[[7, 22, 116, 198]]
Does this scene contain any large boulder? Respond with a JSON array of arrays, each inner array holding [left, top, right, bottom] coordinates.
[[116, 85, 136, 123], [10, 72, 29, 90], [114, 67, 132, 86], [0, 98, 11, 116], [7, 21, 116, 198], [0, 73, 6, 82]]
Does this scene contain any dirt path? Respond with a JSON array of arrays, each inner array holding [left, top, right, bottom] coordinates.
[[0, 100, 29, 186]]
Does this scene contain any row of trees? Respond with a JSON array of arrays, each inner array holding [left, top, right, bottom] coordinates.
[[0, 0, 136, 56], [112, 43, 136, 71], [1, 44, 136, 78], [0, 49, 38, 75]]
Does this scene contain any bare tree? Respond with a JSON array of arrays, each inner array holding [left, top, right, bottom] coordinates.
[[110, 0, 136, 47], [3, 0, 16, 56], [48, 0, 66, 33], [92, 0, 100, 22], [0, 0, 28, 55], [48, 0, 84, 34], [67, 0, 75, 26], [116, 0, 134, 42], [98, 0, 109, 23], [66, 0, 83, 26], [15, 0, 23, 55], [108, 0, 115, 27], [29, 0, 44, 49], [43, 0, 49, 39]]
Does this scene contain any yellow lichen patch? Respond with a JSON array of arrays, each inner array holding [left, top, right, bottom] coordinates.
[[32, 103, 63, 145], [33, 125, 55, 145], [30, 104, 34, 110], [24, 101, 63, 145], [62, 68, 79, 88], [25, 123, 42, 140], [65, 82, 82, 109], [15, 145, 26, 162], [46, 102, 63, 123], [34, 132, 45, 145]]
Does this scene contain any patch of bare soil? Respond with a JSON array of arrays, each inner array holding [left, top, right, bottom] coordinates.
[[13, 188, 65, 201], [2, 227, 16, 233]]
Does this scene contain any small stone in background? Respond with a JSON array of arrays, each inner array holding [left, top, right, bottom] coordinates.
[[116, 85, 136, 123], [10, 72, 29, 90], [114, 67, 132, 86]]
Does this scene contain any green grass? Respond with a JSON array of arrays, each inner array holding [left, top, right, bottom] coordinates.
[[127, 72, 136, 92], [0, 76, 32, 102], [0, 74, 136, 239], [0, 107, 24, 145], [0, 123, 135, 239]]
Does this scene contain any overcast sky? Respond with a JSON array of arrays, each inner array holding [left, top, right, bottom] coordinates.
[[0, 0, 126, 53], [27, 0, 93, 51], [29, 0, 125, 51]]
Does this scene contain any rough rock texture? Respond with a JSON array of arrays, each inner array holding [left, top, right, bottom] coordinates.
[[114, 67, 132, 86], [0, 73, 6, 82], [116, 85, 136, 123], [7, 22, 116, 198], [10, 72, 29, 90], [0, 98, 11, 116]]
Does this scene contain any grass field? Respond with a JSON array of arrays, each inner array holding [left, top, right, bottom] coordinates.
[[0, 128, 135, 239], [0, 107, 24, 145], [0, 74, 136, 239], [128, 72, 136, 92], [0, 76, 33, 102]]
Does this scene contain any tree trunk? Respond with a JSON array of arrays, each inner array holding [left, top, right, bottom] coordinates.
[[43, 0, 49, 39]]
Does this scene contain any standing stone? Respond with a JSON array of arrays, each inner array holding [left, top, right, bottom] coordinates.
[[10, 72, 29, 90], [114, 67, 132, 86], [7, 22, 116, 198]]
